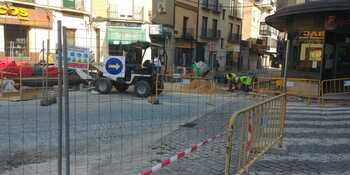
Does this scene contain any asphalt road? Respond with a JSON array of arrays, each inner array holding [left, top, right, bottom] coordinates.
[[0, 88, 252, 175]]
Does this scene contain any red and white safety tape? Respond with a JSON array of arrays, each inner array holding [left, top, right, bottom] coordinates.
[[138, 133, 224, 175], [246, 117, 253, 152]]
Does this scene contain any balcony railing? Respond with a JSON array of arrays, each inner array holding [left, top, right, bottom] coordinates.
[[182, 28, 195, 40], [108, 6, 144, 22], [200, 0, 223, 13], [212, 3, 223, 13], [229, 2, 243, 19], [201, 29, 221, 40], [260, 29, 272, 36], [255, 0, 274, 10], [228, 33, 241, 44]]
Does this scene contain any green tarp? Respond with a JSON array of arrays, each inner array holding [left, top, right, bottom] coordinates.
[[107, 27, 146, 45]]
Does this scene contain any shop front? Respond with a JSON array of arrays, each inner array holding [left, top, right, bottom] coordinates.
[[266, 1, 350, 80], [0, 3, 52, 62], [225, 43, 240, 72], [107, 26, 147, 63], [175, 41, 195, 68], [278, 16, 350, 80]]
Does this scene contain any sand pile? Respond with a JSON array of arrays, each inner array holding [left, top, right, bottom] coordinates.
[[183, 79, 217, 94]]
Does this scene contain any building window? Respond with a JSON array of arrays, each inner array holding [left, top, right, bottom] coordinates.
[[4, 25, 29, 58], [182, 16, 189, 36], [222, 9, 225, 20], [230, 0, 236, 16], [212, 19, 218, 36], [229, 23, 233, 34], [260, 22, 271, 35], [201, 16, 208, 36], [66, 29, 76, 47], [236, 24, 241, 34], [221, 38, 224, 49], [63, 0, 75, 9]]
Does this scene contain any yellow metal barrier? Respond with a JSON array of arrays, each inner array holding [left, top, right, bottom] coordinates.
[[253, 77, 321, 101], [224, 93, 287, 175], [321, 78, 350, 96], [252, 77, 284, 94]]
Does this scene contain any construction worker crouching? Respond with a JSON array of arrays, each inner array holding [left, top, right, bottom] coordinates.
[[239, 75, 253, 92], [226, 73, 238, 92]]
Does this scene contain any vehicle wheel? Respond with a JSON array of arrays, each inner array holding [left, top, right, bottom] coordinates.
[[115, 84, 129, 92], [95, 78, 112, 94], [134, 80, 151, 97]]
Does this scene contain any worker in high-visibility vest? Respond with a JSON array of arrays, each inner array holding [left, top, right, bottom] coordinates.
[[226, 73, 238, 91], [239, 75, 253, 92]]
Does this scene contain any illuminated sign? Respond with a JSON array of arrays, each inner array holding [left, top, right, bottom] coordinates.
[[0, 5, 29, 21], [299, 31, 325, 39]]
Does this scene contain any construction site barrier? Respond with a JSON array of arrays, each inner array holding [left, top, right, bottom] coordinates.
[[224, 93, 287, 175], [321, 78, 350, 96], [253, 77, 321, 101]]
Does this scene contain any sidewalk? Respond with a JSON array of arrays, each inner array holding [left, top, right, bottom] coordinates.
[[150, 101, 350, 175], [250, 103, 350, 175]]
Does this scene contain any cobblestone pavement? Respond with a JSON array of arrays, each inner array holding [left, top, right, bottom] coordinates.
[[250, 103, 350, 175], [149, 102, 350, 175], [132, 93, 257, 175]]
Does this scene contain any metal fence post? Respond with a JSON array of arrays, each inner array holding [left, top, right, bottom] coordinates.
[[46, 39, 50, 99], [62, 26, 71, 175], [57, 20, 63, 175]]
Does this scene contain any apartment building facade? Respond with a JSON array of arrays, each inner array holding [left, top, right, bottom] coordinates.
[[91, 0, 153, 63], [241, 0, 278, 70], [267, 0, 350, 80], [223, 0, 243, 71], [150, 0, 176, 67], [173, 0, 198, 68], [0, 0, 93, 63], [197, 0, 243, 71]]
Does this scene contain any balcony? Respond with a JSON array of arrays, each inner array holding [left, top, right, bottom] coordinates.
[[108, 6, 144, 22], [175, 28, 195, 40], [255, 0, 274, 10], [200, 0, 222, 13], [260, 29, 272, 36], [201, 29, 221, 40], [211, 3, 223, 13], [228, 33, 241, 44], [182, 28, 195, 40], [260, 23, 272, 36], [229, 2, 243, 19]]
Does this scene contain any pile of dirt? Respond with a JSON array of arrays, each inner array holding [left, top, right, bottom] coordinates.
[[183, 79, 217, 94]]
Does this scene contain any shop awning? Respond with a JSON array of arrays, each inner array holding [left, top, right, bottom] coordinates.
[[107, 27, 146, 45]]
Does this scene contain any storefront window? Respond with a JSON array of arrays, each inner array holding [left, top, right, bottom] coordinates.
[[4, 25, 28, 58], [288, 31, 324, 77]]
